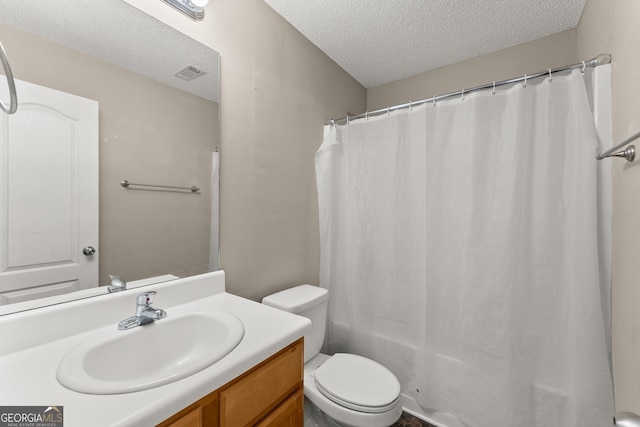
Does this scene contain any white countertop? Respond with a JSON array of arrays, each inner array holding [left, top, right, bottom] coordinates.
[[0, 271, 310, 427]]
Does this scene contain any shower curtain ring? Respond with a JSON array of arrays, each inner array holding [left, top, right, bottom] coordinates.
[[365, 111, 369, 120], [548, 69, 553, 82], [523, 75, 527, 88], [460, 89, 465, 102], [387, 106, 390, 116], [581, 61, 586, 74], [409, 101, 413, 112], [346, 114, 350, 125], [492, 82, 496, 95], [432, 96, 436, 107]]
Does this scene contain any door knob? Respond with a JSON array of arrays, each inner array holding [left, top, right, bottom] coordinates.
[[82, 246, 96, 256]]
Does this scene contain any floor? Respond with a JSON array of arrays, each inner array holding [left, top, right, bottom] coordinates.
[[392, 412, 437, 427], [304, 397, 437, 427]]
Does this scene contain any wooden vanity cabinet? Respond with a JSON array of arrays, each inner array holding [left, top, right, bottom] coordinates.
[[158, 339, 303, 427], [157, 393, 219, 427]]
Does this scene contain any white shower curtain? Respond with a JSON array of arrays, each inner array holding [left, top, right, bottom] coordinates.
[[208, 150, 220, 272], [316, 69, 614, 427]]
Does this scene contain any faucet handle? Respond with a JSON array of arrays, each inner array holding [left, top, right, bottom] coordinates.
[[136, 291, 157, 307]]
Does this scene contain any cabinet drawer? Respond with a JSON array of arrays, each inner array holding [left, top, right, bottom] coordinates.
[[220, 340, 303, 426], [157, 392, 218, 427], [255, 389, 303, 427], [165, 407, 201, 427]]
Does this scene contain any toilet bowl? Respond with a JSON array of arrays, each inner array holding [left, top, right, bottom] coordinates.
[[262, 285, 402, 427], [304, 353, 402, 427]]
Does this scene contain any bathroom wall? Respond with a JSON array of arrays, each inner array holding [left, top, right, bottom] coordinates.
[[210, 0, 366, 300], [123, 0, 367, 301], [0, 22, 218, 286], [366, 30, 578, 110], [577, 0, 640, 413]]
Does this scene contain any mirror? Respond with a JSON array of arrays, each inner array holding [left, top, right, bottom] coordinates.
[[0, 0, 220, 315]]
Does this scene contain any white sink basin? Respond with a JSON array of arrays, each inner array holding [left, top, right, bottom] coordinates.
[[56, 310, 244, 394]]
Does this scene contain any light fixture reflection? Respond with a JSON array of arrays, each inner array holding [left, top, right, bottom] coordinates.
[[161, 0, 209, 21]]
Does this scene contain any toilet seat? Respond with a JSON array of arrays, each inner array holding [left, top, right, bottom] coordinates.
[[313, 353, 401, 414]]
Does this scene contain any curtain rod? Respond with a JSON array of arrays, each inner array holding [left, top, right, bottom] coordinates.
[[327, 53, 612, 126]]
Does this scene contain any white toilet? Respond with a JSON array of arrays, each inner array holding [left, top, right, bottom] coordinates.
[[262, 285, 403, 427]]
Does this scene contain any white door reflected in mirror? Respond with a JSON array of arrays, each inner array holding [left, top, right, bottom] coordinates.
[[0, 79, 98, 305]]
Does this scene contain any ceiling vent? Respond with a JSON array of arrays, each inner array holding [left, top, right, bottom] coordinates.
[[174, 65, 206, 81]]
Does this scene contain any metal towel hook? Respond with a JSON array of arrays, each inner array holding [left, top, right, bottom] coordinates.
[[0, 42, 17, 115]]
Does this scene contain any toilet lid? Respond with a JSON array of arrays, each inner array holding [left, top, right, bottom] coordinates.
[[313, 353, 401, 413]]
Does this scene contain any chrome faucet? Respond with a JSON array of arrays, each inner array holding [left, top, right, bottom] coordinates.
[[117, 291, 167, 330], [107, 274, 127, 293]]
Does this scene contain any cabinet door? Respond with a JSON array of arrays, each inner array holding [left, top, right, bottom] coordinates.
[[255, 390, 303, 427], [220, 341, 302, 426]]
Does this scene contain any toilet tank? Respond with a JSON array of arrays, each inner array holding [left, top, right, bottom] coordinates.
[[262, 285, 329, 363]]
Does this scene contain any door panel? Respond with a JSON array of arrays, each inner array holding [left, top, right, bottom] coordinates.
[[0, 79, 98, 303]]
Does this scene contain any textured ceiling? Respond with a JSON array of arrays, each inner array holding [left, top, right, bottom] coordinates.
[[264, 0, 587, 88], [0, 0, 220, 102]]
